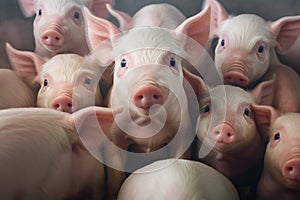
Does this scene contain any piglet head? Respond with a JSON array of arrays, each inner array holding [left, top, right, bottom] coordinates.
[[17, 0, 113, 57], [253, 105, 300, 189], [6, 43, 103, 113], [205, 0, 300, 88]]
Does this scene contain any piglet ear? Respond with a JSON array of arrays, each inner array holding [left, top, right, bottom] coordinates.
[[176, 5, 211, 49], [249, 75, 275, 105], [71, 106, 121, 160], [203, 0, 229, 38], [106, 4, 132, 31], [270, 15, 300, 52], [251, 104, 280, 141], [17, 0, 35, 17], [85, 0, 114, 18], [6, 43, 45, 87], [183, 68, 209, 101], [83, 6, 120, 51]]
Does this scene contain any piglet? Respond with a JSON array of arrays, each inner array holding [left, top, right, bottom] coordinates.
[[83, 5, 211, 198], [184, 69, 273, 186], [107, 3, 186, 31], [118, 159, 240, 200], [0, 68, 36, 109], [17, 0, 113, 58], [0, 106, 117, 200], [6, 43, 102, 113], [205, 0, 300, 113], [253, 106, 300, 200]]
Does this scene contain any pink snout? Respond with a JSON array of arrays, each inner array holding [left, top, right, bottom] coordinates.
[[132, 85, 164, 109], [211, 123, 236, 144], [223, 71, 249, 88], [41, 30, 64, 48], [51, 96, 73, 113], [282, 159, 300, 182]]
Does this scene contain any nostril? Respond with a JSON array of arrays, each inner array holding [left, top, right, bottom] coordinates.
[[227, 132, 232, 137]]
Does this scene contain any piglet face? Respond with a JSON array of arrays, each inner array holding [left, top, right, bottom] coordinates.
[[33, 0, 89, 56], [37, 54, 102, 113], [197, 85, 258, 153], [264, 113, 300, 189], [215, 14, 272, 87]]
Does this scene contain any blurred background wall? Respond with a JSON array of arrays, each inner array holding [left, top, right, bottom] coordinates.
[[1, 0, 300, 22]]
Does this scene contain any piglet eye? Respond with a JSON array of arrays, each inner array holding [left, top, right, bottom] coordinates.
[[74, 11, 80, 19], [274, 132, 280, 140], [84, 77, 92, 85], [203, 105, 210, 113], [258, 45, 264, 53], [121, 58, 127, 68], [169, 57, 176, 67], [244, 107, 251, 117], [43, 79, 48, 87], [38, 9, 42, 16], [220, 39, 225, 47]]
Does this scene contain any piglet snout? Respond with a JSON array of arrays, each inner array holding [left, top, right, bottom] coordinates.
[[211, 123, 236, 144], [51, 96, 73, 113], [41, 30, 64, 48], [282, 159, 300, 182], [133, 85, 164, 109], [223, 71, 249, 88]]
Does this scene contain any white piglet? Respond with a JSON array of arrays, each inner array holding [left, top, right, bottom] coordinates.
[[0, 106, 117, 200], [205, 0, 300, 113], [84, 4, 212, 198], [118, 159, 240, 200], [7, 43, 103, 113], [17, 0, 113, 58]]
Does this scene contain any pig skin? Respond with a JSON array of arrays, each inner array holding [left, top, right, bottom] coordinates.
[[204, 0, 300, 113], [6, 43, 103, 113], [0, 106, 117, 200], [83, 4, 211, 199], [253, 105, 300, 200], [118, 159, 240, 200]]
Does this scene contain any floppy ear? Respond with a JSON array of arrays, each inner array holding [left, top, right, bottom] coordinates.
[[182, 68, 208, 102], [249, 76, 275, 105], [270, 15, 300, 52], [83, 6, 120, 51], [17, 0, 35, 17], [251, 104, 280, 142], [84, 0, 114, 18], [202, 0, 229, 38], [106, 4, 132, 31], [71, 106, 121, 158], [6, 43, 45, 87]]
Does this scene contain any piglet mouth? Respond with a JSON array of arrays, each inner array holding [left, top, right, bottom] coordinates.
[[222, 65, 250, 88]]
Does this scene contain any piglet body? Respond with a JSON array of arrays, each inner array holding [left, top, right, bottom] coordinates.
[[0, 69, 36, 109], [84, 4, 211, 198], [118, 159, 240, 200], [253, 106, 300, 200], [0, 106, 117, 199]]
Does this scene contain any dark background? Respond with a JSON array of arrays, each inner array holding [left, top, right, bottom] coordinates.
[[1, 0, 300, 22]]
